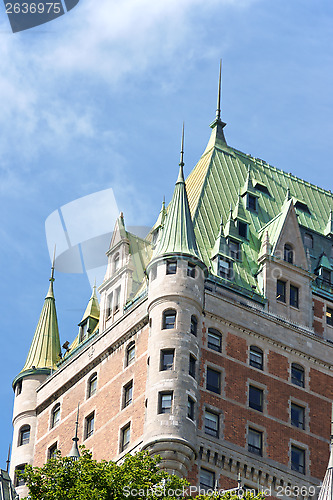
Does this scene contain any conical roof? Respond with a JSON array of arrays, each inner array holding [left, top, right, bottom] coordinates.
[[211, 216, 228, 259], [20, 264, 61, 374], [80, 285, 100, 324]]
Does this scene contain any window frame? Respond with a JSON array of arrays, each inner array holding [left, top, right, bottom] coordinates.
[[284, 244, 293, 264], [291, 445, 305, 474], [249, 346, 263, 370], [289, 284, 299, 308], [126, 342, 135, 366], [199, 468, 215, 490], [189, 354, 196, 378], [207, 328, 222, 352], [206, 367, 221, 394], [121, 423, 131, 452], [229, 240, 240, 260], [291, 363, 305, 388], [187, 262, 196, 278], [190, 315, 198, 336], [162, 309, 176, 330], [218, 257, 233, 279], [14, 464, 26, 487], [160, 349, 175, 371], [249, 385, 263, 412], [326, 307, 333, 326], [85, 412, 95, 439], [51, 403, 61, 429], [238, 221, 248, 239], [291, 403, 305, 430], [248, 428, 263, 456], [166, 260, 177, 275], [276, 279, 286, 303], [247, 194, 257, 212], [123, 380, 133, 408], [88, 373, 97, 398], [48, 443, 58, 461], [158, 392, 173, 414], [204, 409, 219, 438], [18, 425, 30, 446], [187, 396, 195, 421]]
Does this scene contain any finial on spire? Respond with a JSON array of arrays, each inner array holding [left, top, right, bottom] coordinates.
[[176, 123, 185, 184], [6, 444, 10, 473], [50, 245, 56, 283], [216, 59, 222, 121]]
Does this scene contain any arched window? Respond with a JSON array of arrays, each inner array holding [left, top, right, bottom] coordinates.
[[207, 328, 222, 352], [51, 403, 61, 428], [249, 346, 263, 370], [291, 363, 305, 388], [18, 425, 30, 446], [284, 244, 293, 264], [114, 253, 120, 273], [88, 373, 97, 398], [191, 315, 198, 336], [162, 309, 176, 330], [126, 342, 135, 366]]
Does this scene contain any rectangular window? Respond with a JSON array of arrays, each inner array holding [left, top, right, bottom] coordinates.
[[276, 280, 286, 302], [207, 329, 222, 352], [204, 410, 219, 438], [85, 413, 95, 439], [187, 263, 196, 278], [229, 240, 240, 260], [291, 364, 304, 388], [166, 260, 177, 275], [290, 285, 299, 308], [206, 367, 221, 394], [189, 354, 196, 378], [291, 445, 305, 474], [160, 350, 174, 371], [121, 424, 131, 452], [238, 221, 248, 239], [123, 381, 133, 408], [291, 403, 305, 429], [126, 343, 135, 366], [248, 428, 262, 456], [158, 392, 173, 414], [187, 397, 195, 420], [163, 310, 176, 329], [114, 287, 121, 312], [326, 307, 333, 326], [48, 443, 57, 460], [249, 386, 263, 412], [106, 292, 113, 318], [247, 195, 257, 211], [200, 468, 215, 489], [322, 269, 331, 284], [249, 346, 263, 370], [14, 465, 26, 487], [191, 316, 198, 336], [19, 427, 30, 446]]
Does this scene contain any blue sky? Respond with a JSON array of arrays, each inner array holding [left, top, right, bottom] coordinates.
[[1, 0, 333, 469]]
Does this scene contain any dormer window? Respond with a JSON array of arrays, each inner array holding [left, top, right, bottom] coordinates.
[[295, 200, 311, 215], [229, 240, 240, 260], [238, 221, 248, 239], [322, 269, 331, 284], [247, 195, 257, 211], [80, 321, 88, 342], [218, 257, 233, 280], [284, 244, 293, 264]]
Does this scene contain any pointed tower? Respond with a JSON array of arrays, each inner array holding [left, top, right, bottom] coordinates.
[[318, 403, 333, 500], [78, 285, 100, 343], [10, 260, 61, 495], [144, 125, 206, 477]]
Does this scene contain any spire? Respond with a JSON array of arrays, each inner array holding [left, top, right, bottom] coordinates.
[[318, 402, 333, 500], [80, 284, 100, 324], [224, 203, 238, 240], [20, 257, 61, 374], [211, 216, 228, 259], [285, 186, 291, 202], [6, 444, 10, 473], [233, 193, 249, 223], [216, 59, 222, 121], [240, 164, 257, 197], [152, 125, 201, 261], [68, 404, 80, 460], [204, 60, 227, 153]]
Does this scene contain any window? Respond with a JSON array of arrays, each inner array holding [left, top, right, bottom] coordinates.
[[106, 292, 113, 318], [255, 182, 270, 196], [16, 380, 22, 396], [121, 424, 131, 451], [166, 260, 177, 275], [189, 354, 196, 378], [123, 381, 133, 408], [160, 350, 174, 371], [291, 445, 305, 474], [51, 404, 60, 428], [322, 269, 331, 284], [218, 257, 232, 279], [114, 286, 121, 312], [187, 397, 195, 420], [247, 195, 257, 211], [163, 309, 176, 329], [284, 244, 293, 264], [204, 410, 219, 438], [150, 264, 157, 281], [158, 392, 173, 414], [295, 201, 310, 215], [80, 321, 88, 342], [187, 262, 196, 278], [290, 285, 299, 308], [14, 465, 26, 487], [248, 428, 262, 456], [114, 253, 120, 273], [238, 221, 248, 239], [85, 413, 95, 439], [126, 342, 135, 366], [276, 280, 286, 302], [249, 386, 263, 412], [291, 363, 304, 388], [88, 374, 97, 398], [291, 403, 305, 429], [191, 315, 198, 336], [48, 443, 57, 460], [206, 367, 221, 394], [200, 468, 215, 489], [249, 346, 263, 370], [19, 426, 30, 446], [207, 328, 222, 352], [326, 307, 333, 326], [304, 233, 313, 248], [229, 240, 240, 260]]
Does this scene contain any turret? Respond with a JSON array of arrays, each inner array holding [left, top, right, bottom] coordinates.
[[143, 125, 207, 477], [78, 284, 100, 343], [10, 259, 61, 497]]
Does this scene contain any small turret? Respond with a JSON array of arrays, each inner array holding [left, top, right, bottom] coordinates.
[[78, 284, 100, 343], [10, 258, 61, 496]]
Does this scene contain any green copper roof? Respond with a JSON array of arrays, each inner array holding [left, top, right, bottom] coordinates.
[[317, 254, 333, 271], [20, 266, 61, 374], [80, 285, 100, 324]]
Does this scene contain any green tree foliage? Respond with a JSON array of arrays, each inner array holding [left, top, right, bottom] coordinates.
[[21, 448, 264, 500]]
